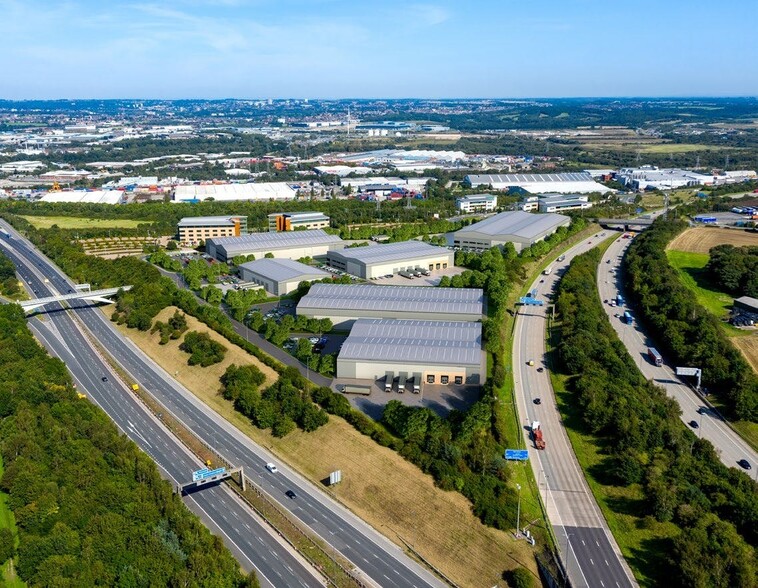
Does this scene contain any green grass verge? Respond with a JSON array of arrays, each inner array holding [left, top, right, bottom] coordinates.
[[19, 215, 147, 230], [550, 373, 678, 588], [0, 458, 25, 587]]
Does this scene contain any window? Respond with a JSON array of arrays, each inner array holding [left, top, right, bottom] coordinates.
[[429, 264, 434, 270], [454, 376, 463, 385], [436, 263, 441, 269], [442, 263, 448, 269], [441, 375, 449, 384], [427, 374, 435, 384]]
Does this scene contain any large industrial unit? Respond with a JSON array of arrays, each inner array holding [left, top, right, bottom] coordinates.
[[238, 258, 330, 295], [456, 194, 498, 213], [464, 172, 612, 194], [297, 283, 484, 327], [453, 210, 571, 252], [177, 215, 248, 245], [268, 211, 330, 232], [39, 190, 124, 204], [326, 240, 453, 279], [336, 318, 485, 385], [206, 229, 344, 263], [172, 182, 297, 202]]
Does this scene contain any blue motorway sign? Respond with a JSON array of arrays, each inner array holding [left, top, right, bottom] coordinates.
[[505, 449, 529, 461], [192, 467, 226, 482]]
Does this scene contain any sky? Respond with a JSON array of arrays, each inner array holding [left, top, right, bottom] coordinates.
[[1, 0, 756, 99]]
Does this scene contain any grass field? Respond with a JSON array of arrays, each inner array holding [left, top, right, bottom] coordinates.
[[667, 226, 758, 254], [19, 215, 146, 230], [108, 308, 537, 586], [665, 250, 735, 320], [0, 459, 25, 587], [638, 143, 725, 153], [551, 374, 678, 588]]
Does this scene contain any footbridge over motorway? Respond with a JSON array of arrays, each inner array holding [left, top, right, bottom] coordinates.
[[598, 217, 655, 229], [20, 286, 132, 313]]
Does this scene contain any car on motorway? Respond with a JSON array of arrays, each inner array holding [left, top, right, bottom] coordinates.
[[101, 376, 108, 382], [689, 420, 699, 428], [527, 360, 534, 366], [533, 398, 541, 405], [537, 367, 545, 373], [285, 489, 297, 499], [265, 463, 278, 473], [738, 459, 752, 470]]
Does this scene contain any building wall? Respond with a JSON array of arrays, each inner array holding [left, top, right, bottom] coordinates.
[[336, 358, 481, 384], [268, 215, 330, 232], [327, 251, 454, 279]]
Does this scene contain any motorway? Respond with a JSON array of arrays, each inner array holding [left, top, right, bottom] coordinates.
[[513, 230, 637, 588], [0, 237, 323, 588], [598, 235, 758, 474], [0, 221, 445, 588]]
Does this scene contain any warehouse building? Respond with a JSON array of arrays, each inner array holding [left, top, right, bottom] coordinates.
[[456, 194, 497, 213], [172, 182, 297, 203], [206, 229, 344, 263], [177, 215, 248, 245], [268, 211, 330, 232], [336, 318, 485, 385], [297, 283, 484, 327], [39, 190, 124, 204], [453, 210, 571, 253], [464, 172, 612, 194], [238, 258, 330, 295], [326, 240, 454, 279]]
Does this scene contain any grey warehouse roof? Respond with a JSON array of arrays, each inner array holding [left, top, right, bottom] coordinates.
[[298, 283, 484, 315], [339, 318, 482, 366], [455, 211, 570, 239], [239, 258, 330, 282], [329, 240, 450, 264], [178, 216, 240, 227], [467, 172, 595, 184], [207, 229, 342, 255]]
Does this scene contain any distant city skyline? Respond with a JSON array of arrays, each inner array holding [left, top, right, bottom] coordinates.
[[1, 0, 757, 100]]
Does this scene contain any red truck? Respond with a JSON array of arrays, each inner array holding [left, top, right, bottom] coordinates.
[[531, 421, 546, 450]]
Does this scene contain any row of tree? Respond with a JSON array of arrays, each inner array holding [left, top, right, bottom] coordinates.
[[706, 244, 758, 298], [624, 219, 758, 421], [555, 247, 757, 586], [0, 249, 20, 297], [0, 303, 257, 586]]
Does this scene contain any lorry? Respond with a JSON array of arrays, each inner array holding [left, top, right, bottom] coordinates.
[[384, 371, 393, 393], [623, 310, 633, 324], [398, 373, 407, 394], [648, 347, 663, 366], [616, 294, 624, 306], [531, 421, 546, 450]]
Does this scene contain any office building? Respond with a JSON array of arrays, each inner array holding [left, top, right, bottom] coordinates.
[[268, 211, 330, 232], [456, 194, 497, 213], [177, 216, 248, 245]]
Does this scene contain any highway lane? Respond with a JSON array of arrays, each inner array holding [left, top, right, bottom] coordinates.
[[513, 230, 637, 588], [0, 222, 446, 588], [597, 235, 758, 474], [0, 238, 324, 588]]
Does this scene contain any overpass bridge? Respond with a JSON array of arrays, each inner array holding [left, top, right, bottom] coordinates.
[[20, 286, 132, 313], [598, 217, 655, 229]]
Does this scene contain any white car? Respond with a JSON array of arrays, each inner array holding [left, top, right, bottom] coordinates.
[[265, 463, 278, 473], [308, 337, 319, 344]]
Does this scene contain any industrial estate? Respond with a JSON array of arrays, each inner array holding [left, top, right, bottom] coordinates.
[[2, 87, 758, 588]]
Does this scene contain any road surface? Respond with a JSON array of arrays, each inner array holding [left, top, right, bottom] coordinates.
[[0, 221, 446, 588], [513, 230, 637, 588], [597, 235, 758, 474]]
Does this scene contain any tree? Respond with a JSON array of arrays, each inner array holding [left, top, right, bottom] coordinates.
[[272, 414, 296, 437]]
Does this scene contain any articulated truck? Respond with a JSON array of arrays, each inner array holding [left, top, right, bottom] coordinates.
[[531, 421, 546, 450]]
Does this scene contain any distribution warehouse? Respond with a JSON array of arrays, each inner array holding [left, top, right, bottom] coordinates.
[[464, 172, 612, 194], [326, 240, 454, 279], [173, 182, 297, 202], [238, 258, 330, 295], [336, 318, 485, 385], [297, 283, 484, 327], [206, 229, 344, 262], [453, 210, 570, 252]]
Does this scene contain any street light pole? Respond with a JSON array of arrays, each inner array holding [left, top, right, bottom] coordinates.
[[516, 483, 522, 536]]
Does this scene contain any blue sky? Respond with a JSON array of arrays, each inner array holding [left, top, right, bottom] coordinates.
[[1, 0, 756, 99]]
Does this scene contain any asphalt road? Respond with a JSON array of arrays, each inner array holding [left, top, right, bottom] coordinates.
[[0, 223, 445, 588], [512, 230, 637, 588], [0, 237, 323, 588], [598, 235, 758, 475]]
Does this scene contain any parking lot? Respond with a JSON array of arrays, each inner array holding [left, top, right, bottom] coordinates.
[[333, 378, 481, 419], [370, 265, 466, 287]]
